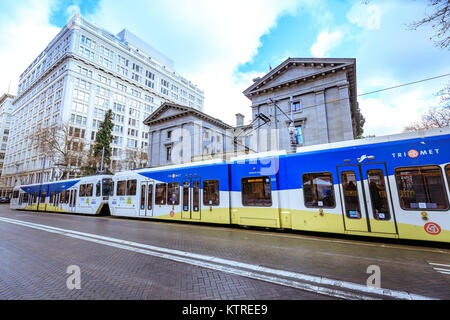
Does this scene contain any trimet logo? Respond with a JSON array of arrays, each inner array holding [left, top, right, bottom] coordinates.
[[392, 148, 440, 159]]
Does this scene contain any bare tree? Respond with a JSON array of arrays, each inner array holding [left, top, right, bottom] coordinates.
[[124, 148, 148, 171], [404, 105, 450, 131], [408, 0, 450, 49], [28, 122, 89, 179]]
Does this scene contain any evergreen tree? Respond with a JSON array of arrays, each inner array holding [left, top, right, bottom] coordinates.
[[81, 110, 114, 175], [94, 109, 114, 172]]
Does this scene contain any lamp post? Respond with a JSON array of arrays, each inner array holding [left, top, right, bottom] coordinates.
[[37, 155, 46, 211]]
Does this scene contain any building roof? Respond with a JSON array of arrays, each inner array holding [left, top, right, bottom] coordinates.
[[0, 93, 14, 105], [242, 57, 359, 136], [243, 57, 357, 97], [143, 102, 233, 129]]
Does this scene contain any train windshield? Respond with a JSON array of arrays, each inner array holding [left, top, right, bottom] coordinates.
[[102, 178, 114, 196]]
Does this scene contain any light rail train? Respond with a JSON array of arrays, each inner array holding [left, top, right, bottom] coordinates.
[[11, 175, 113, 215], [10, 128, 450, 243]]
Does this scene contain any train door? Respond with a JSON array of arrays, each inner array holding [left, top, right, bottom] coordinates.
[[338, 163, 397, 234], [139, 181, 154, 217], [182, 177, 201, 220], [68, 188, 77, 212]]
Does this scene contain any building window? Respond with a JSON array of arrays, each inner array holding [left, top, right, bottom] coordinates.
[[293, 101, 301, 112], [166, 146, 172, 162], [296, 125, 303, 145]]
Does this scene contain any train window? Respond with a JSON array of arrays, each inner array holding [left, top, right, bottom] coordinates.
[[155, 183, 167, 205], [446, 165, 450, 187], [395, 166, 449, 211], [33, 192, 37, 203], [72, 190, 77, 206], [96, 181, 101, 197], [183, 181, 189, 211], [302, 172, 335, 208], [242, 176, 272, 207], [40, 192, 46, 203], [148, 185, 153, 210], [167, 183, 180, 205], [86, 184, 93, 197], [140, 184, 146, 209], [127, 180, 137, 196], [23, 193, 29, 204], [117, 181, 126, 196], [13, 190, 19, 198], [102, 178, 114, 196], [203, 180, 220, 206], [50, 191, 54, 204], [79, 184, 86, 197], [367, 170, 391, 220], [341, 171, 361, 219], [193, 181, 200, 211]]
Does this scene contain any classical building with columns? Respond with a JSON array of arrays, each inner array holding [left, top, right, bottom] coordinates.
[[243, 58, 362, 152], [143, 58, 362, 167], [143, 102, 253, 167]]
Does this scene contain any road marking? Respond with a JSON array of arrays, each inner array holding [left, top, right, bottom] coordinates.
[[0, 216, 436, 300], [428, 262, 450, 275]]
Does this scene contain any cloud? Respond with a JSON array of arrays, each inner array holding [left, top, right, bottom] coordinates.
[[347, 1, 450, 136], [346, 2, 381, 30], [358, 80, 445, 136], [88, 0, 301, 124], [0, 0, 60, 95], [310, 29, 343, 57]]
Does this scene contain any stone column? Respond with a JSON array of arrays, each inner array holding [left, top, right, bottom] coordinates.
[[338, 85, 355, 141], [315, 90, 329, 144]]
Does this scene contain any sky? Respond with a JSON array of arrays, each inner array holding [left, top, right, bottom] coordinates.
[[0, 0, 449, 137]]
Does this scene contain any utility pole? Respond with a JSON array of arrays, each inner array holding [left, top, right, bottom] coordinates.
[[288, 96, 298, 153], [269, 98, 297, 153], [99, 146, 105, 174], [37, 154, 46, 211]]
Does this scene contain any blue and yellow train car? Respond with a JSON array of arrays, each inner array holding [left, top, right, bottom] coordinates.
[[11, 175, 114, 215], [11, 128, 450, 243]]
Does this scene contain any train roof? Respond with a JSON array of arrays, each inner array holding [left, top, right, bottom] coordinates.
[[15, 174, 113, 189], [226, 127, 450, 163], [113, 158, 226, 178], [295, 127, 450, 155]]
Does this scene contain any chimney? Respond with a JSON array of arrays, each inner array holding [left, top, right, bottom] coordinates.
[[235, 113, 244, 127]]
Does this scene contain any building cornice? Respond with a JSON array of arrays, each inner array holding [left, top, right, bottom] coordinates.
[[144, 103, 233, 129]]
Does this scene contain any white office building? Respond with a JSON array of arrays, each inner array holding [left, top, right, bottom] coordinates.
[[0, 93, 14, 195], [2, 14, 204, 188]]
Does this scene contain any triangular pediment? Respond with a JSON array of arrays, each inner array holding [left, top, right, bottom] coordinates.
[[154, 105, 188, 120], [243, 58, 355, 97], [143, 102, 233, 129], [143, 103, 189, 124]]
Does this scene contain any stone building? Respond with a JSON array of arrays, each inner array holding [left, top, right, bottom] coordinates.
[[0, 93, 13, 196], [143, 102, 252, 167], [243, 57, 361, 152]]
